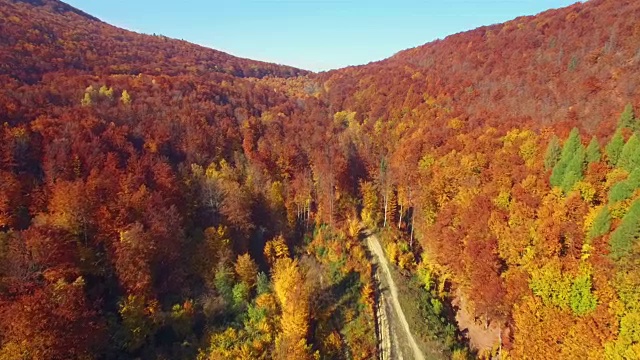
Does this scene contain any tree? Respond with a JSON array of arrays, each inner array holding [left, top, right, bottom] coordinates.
[[569, 271, 597, 316], [585, 136, 601, 164], [45, 180, 93, 237], [256, 271, 271, 295], [213, 264, 235, 306], [0, 278, 105, 359], [587, 206, 611, 240], [618, 103, 637, 131], [81, 92, 92, 107], [120, 89, 131, 104], [609, 199, 640, 261], [529, 261, 572, 309], [512, 295, 572, 359], [617, 134, 640, 172], [99, 85, 114, 98], [378, 157, 392, 228], [118, 295, 158, 352], [544, 135, 562, 170], [272, 258, 312, 360], [550, 128, 583, 188], [114, 223, 154, 296], [264, 235, 289, 267], [196, 225, 232, 289], [465, 232, 507, 321], [232, 282, 250, 310], [604, 312, 640, 359], [22, 223, 78, 273], [235, 253, 259, 289], [0, 171, 22, 229], [606, 129, 625, 166], [169, 300, 195, 340], [608, 168, 640, 203], [359, 180, 379, 228], [81, 86, 94, 107], [561, 144, 586, 192]]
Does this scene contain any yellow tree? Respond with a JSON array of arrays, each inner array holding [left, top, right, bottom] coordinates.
[[264, 235, 289, 267], [272, 258, 312, 360], [359, 180, 379, 228], [195, 225, 231, 289], [235, 253, 259, 289], [120, 89, 131, 104], [512, 295, 572, 359]]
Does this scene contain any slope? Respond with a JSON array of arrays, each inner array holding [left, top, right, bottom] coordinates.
[[311, 0, 640, 358], [319, 0, 640, 135], [1, 0, 640, 359], [0, 0, 307, 83]]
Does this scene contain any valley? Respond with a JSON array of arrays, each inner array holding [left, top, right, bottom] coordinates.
[[1, 0, 640, 359]]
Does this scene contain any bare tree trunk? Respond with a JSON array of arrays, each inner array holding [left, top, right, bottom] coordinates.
[[398, 203, 403, 229], [308, 201, 311, 230], [410, 207, 415, 248], [408, 188, 414, 248], [383, 190, 388, 228], [380, 157, 389, 228], [329, 190, 334, 227]]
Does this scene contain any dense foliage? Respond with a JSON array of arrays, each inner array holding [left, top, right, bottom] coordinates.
[[1, 0, 640, 359]]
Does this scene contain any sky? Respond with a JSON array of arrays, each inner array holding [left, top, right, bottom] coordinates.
[[64, 0, 580, 72]]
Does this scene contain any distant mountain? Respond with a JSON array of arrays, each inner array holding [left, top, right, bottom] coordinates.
[[320, 0, 640, 135], [0, 0, 307, 83], [12, 0, 100, 21]]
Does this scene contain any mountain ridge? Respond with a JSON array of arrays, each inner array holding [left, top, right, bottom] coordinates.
[[320, 0, 640, 135], [0, 0, 308, 83], [12, 0, 101, 21]]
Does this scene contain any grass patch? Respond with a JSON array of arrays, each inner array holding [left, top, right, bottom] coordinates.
[[387, 261, 472, 360]]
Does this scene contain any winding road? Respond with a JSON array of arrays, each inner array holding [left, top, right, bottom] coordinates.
[[367, 232, 425, 360]]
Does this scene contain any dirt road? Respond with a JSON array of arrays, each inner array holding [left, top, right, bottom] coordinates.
[[367, 232, 425, 360]]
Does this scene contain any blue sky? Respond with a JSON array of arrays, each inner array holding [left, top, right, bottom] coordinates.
[[64, 0, 579, 71]]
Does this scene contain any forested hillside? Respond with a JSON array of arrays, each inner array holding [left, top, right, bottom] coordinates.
[[1, 0, 640, 359], [0, 0, 306, 83], [322, 0, 640, 133]]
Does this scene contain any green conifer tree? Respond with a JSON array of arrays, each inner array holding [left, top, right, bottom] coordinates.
[[561, 144, 586, 192], [585, 136, 601, 164], [588, 206, 611, 240], [609, 168, 640, 203], [618, 103, 636, 131], [550, 128, 584, 190], [617, 134, 640, 172], [610, 199, 640, 261], [606, 129, 625, 166], [561, 128, 582, 161]]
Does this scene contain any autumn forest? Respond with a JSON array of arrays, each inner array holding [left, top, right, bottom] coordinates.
[[1, 0, 640, 359]]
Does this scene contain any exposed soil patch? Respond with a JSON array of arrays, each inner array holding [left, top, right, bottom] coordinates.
[[452, 293, 502, 353]]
